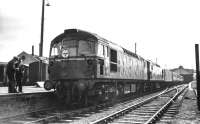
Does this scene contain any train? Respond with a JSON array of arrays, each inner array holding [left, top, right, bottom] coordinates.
[[44, 29, 183, 105]]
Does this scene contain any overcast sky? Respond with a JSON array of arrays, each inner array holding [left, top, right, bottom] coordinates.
[[0, 0, 200, 69]]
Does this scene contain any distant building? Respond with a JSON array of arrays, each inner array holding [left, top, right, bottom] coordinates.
[[171, 66, 194, 83], [17, 51, 48, 65], [17, 51, 49, 84]]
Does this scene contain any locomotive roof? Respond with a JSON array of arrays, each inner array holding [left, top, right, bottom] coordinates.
[[92, 31, 147, 61], [147, 59, 161, 67], [51, 29, 146, 61], [50, 29, 98, 45]]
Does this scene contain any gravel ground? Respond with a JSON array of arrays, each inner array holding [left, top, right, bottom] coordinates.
[[172, 87, 200, 124]]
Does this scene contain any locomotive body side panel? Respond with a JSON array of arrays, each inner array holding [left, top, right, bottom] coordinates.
[[96, 42, 148, 80], [151, 64, 163, 81], [147, 61, 163, 81], [119, 53, 147, 80]]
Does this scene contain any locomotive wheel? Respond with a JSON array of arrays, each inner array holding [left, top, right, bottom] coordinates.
[[82, 90, 88, 106], [55, 83, 66, 99], [76, 89, 88, 107]]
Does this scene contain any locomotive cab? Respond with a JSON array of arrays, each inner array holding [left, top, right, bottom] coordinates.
[[45, 29, 108, 104], [48, 29, 113, 82], [48, 29, 98, 81]]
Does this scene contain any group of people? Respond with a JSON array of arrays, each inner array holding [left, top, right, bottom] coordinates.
[[6, 56, 26, 93]]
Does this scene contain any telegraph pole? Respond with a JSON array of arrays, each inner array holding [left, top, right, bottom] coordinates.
[[39, 0, 50, 81], [39, 0, 45, 57], [38, 0, 45, 82], [195, 44, 200, 110]]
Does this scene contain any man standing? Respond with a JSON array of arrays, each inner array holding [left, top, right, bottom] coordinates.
[[15, 56, 26, 93], [6, 57, 18, 93]]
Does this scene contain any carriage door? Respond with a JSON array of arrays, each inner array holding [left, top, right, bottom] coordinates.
[[147, 61, 151, 80], [97, 44, 105, 76]]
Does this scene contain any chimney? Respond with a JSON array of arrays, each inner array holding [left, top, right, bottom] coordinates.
[[32, 45, 34, 56]]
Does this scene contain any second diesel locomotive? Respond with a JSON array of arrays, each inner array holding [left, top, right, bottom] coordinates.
[[44, 29, 183, 104]]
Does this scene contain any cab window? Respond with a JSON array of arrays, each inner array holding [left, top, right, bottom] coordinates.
[[51, 42, 61, 57], [51, 39, 96, 57], [78, 40, 95, 56], [62, 40, 77, 56]]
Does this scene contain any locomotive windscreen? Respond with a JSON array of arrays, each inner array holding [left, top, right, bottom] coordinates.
[[50, 39, 96, 57]]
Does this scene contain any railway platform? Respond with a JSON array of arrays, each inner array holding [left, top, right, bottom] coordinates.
[[0, 82, 52, 95], [0, 82, 57, 119], [172, 81, 200, 124]]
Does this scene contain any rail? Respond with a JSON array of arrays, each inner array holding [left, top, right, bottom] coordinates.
[[144, 85, 187, 124], [194, 89, 197, 97], [90, 86, 181, 124]]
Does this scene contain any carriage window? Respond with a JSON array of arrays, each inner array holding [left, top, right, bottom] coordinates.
[[104, 46, 108, 57], [99, 59, 104, 75], [151, 65, 153, 70], [103, 46, 105, 56], [98, 44, 104, 57], [110, 49, 117, 72], [107, 47, 109, 57], [110, 49, 117, 63]]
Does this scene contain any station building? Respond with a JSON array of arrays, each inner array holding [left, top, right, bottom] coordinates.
[[171, 66, 194, 83]]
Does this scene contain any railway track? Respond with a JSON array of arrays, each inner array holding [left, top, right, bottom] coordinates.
[[0, 88, 168, 124], [90, 84, 187, 124], [156, 88, 187, 124], [193, 89, 197, 97]]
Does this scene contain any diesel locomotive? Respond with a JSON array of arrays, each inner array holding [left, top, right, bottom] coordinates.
[[44, 29, 183, 104]]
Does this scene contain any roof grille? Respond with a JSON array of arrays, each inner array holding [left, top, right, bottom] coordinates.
[[64, 29, 78, 34]]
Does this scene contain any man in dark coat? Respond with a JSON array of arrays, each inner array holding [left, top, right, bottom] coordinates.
[[15, 56, 26, 93], [6, 57, 18, 93]]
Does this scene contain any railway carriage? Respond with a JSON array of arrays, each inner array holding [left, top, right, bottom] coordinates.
[[172, 72, 184, 82], [44, 29, 183, 104], [163, 69, 173, 82]]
